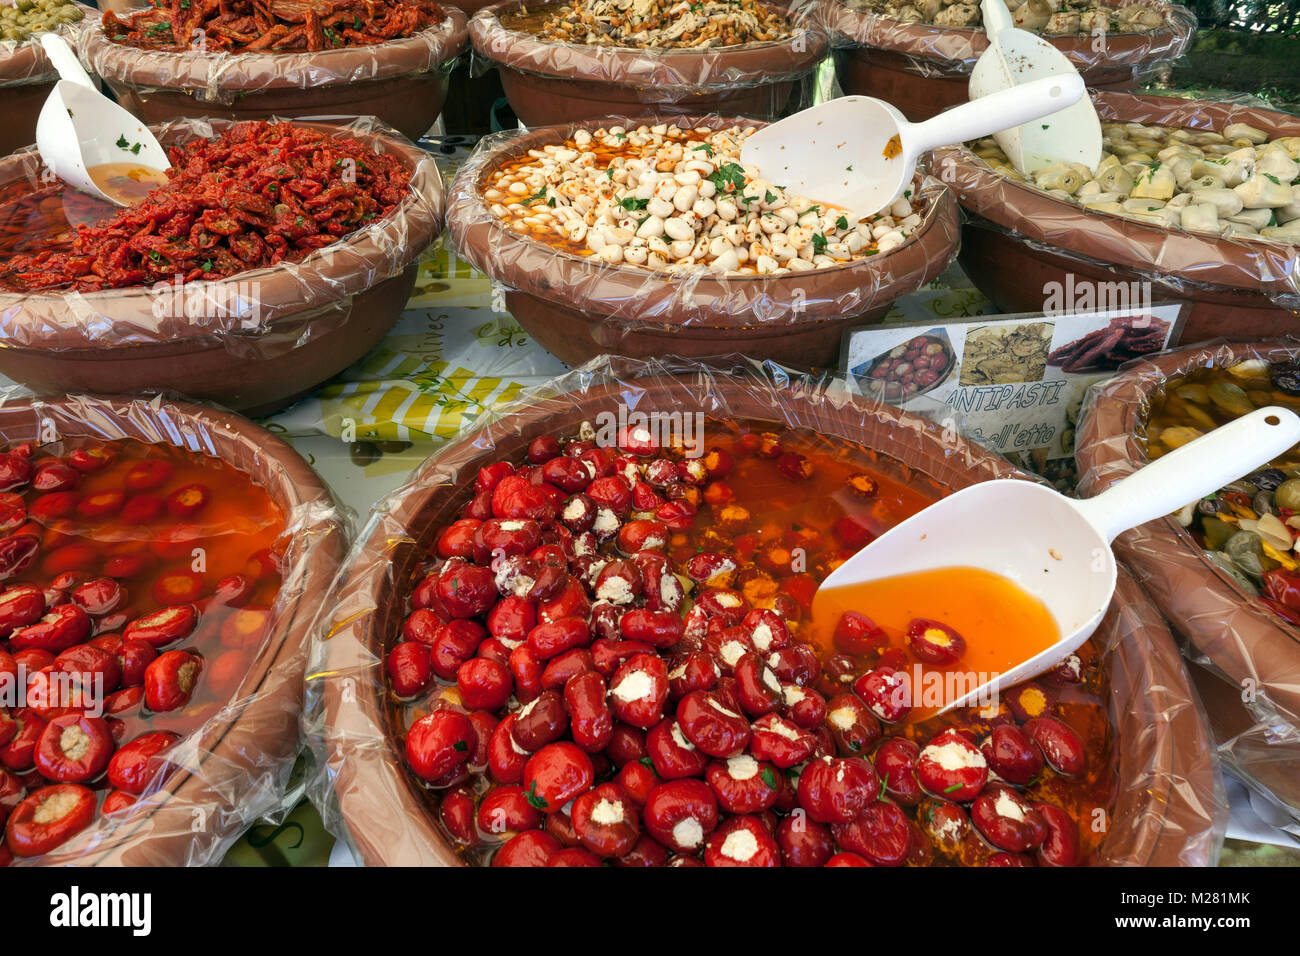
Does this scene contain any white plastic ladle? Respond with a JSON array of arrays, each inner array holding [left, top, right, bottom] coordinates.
[[967, 0, 1102, 175], [817, 406, 1300, 714], [35, 34, 169, 206], [738, 72, 1084, 219]]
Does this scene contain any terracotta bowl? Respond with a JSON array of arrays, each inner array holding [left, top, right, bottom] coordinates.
[[2, 395, 344, 866], [469, 0, 827, 127], [80, 8, 469, 142], [0, 118, 445, 417], [445, 114, 959, 366], [1076, 340, 1300, 817], [933, 92, 1300, 346], [0, 3, 96, 157], [315, 371, 1222, 865], [822, 0, 1196, 121]]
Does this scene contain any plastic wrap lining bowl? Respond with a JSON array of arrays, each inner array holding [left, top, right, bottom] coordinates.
[[3, 395, 344, 865], [316, 372, 1222, 865], [0, 117, 445, 417], [934, 92, 1300, 345], [445, 114, 959, 366], [81, 8, 469, 142], [1076, 340, 1300, 817], [821, 0, 1196, 121], [469, 0, 828, 126]]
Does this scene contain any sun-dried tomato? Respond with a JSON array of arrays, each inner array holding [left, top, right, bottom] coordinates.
[[0, 122, 412, 293], [103, 0, 445, 54]]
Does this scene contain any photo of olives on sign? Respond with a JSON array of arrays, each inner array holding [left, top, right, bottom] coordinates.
[[855, 330, 956, 402]]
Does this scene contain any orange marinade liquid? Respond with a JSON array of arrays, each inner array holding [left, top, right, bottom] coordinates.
[[811, 566, 1061, 717]]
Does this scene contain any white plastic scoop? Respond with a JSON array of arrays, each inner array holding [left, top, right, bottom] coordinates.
[[968, 0, 1102, 174], [738, 72, 1084, 219], [35, 34, 169, 207], [818, 405, 1300, 714]]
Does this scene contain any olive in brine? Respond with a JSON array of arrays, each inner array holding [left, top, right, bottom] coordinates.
[[1254, 490, 1277, 517], [1250, 468, 1287, 492], [1276, 479, 1300, 512], [1271, 363, 1300, 396]]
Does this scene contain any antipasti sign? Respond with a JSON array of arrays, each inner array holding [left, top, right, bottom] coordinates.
[[843, 303, 1185, 459]]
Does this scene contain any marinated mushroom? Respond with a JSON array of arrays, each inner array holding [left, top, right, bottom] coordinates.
[[847, 0, 1169, 34], [970, 118, 1300, 245]]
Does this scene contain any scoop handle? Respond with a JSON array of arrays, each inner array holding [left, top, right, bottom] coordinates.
[[981, 0, 1015, 37], [906, 73, 1085, 152], [1071, 405, 1300, 543], [41, 34, 96, 90]]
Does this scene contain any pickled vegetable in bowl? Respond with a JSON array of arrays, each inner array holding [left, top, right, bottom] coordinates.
[[1145, 357, 1300, 623], [847, 0, 1166, 33], [968, 119, 1300, 243], [482, 121, 926, 277], [384, 421, 1116, 866], [0, 437, 288, 861], [0, 0, 82, 44]]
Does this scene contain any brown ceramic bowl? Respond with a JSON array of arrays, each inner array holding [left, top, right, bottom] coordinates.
[[80, 7, 469, 142], [0, 3, 95, 157], [2, 395, 344, 865], [1076, 340, 1300, 815], [316, 371, 1222, 865], [446, 115, 959, 366], [0, 117, 444, 416], [822, 0, 1196, 121], [469, 0, 827, 126], [933, 92, 1300, 346]]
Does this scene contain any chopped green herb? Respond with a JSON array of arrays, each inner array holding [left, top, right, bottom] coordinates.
[[691, 142, 715, 157], [1041, 123, 1049, 130], [115, 134, 130, 149], [617, 196, 649, 211], [524, 780, 548, 810], [130, 142, 143, 155], [903, 189, 911, 199], [547, 197, 556, 207], [202, 259, 213, 272], [451, 740, 468, 752], [523, 186, 548, 205], [764, 189, 778, 204], [707, 162, 746, 194], [1265, 173, 1282, 185], [846, 164, 853, 172], [836, 214, 849, 230], [811, 232, 828, 255], [943, 782, 962, 794], [761, 768, 778, 788], [148, 250, 162, 262], [615, 131, 628, 140], [295, 215, 304, 226]]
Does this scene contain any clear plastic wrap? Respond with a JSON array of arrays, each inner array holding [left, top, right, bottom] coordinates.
[[304, 352, 1225, 866], [444, 114, 959, 366], [468, 0, 828, 124], [0, 115, 445, 415], [930, 91, 1300, 343], [79, 7, 468, 101], [1076, 340, 1300, 824], [818, 0, 1196, 78], [0, 391, 347, 866]]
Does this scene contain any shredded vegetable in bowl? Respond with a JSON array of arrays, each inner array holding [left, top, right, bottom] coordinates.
[[483, 121, 923, 276], [513, 0, 793, 47]]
